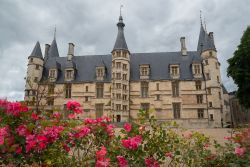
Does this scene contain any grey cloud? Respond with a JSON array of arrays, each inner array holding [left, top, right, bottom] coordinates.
[[0, 0, 249, 100]]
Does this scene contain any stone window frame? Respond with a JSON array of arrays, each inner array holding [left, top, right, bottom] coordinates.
[[139, 64, 150, 79], [173, 103, 181, 119], [197, 109, 204, 119], [65, 83, 72, 98], [96, 66, 105, 80], [156, 94, 160, 101], [196, 95, 203, 104], [141, 81, 149, 98], [195, 81, 202, 90], [65, 69, 74, 81], [96, 83, 104, 98], [170, 64, 180, 79], [172, 81, 179, 97]]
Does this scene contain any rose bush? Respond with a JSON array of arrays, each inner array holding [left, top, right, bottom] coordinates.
[[0, 99, 249, 166]]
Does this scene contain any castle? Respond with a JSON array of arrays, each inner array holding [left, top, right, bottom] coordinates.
[[24, 14, 228, 128]]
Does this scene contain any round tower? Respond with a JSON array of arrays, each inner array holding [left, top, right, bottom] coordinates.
[[111, 15, 130, 122], [198, 25, 223, 127], [25, 41, 44, 104]]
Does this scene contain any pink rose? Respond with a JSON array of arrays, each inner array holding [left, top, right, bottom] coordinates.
[[96, 146, 107, 160], [117, 155, 128, 167], [31, 112, 39, 120], [234, 147, 246, 156], [144, 157, 160, 167], [124, 123, 132, 132], [122, 135, 143, 150]]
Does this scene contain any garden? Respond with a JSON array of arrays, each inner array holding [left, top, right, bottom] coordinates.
[[0, 99, 249, 166]]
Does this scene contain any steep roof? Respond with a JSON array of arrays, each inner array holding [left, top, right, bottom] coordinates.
[[43, 51, 203, 83], [113, 16, 128, 51], [48, 39, 60, 58], [197, 24, 216, 53], [29, 41, 43, 59]]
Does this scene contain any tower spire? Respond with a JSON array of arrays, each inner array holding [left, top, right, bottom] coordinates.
[[200, 10, 203, 26], [54, 25, 56, 40], [120, 5, 123, 17]]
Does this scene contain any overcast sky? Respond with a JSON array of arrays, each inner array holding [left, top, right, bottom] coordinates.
[[0, 0, 249, 101]]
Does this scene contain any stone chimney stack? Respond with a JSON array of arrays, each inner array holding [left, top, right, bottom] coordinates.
[[45, 44, 50, 57], [67, 43, 75, 61], [180, 37, 187, 56]]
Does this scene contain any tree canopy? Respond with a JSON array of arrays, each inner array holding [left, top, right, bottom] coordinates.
[[227, 26, 250, 108]]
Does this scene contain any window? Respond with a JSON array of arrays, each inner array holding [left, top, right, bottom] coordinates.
[[171, 66, 179, 76], [141, 82, 148, 97], [123, 105, 127, 111], [96, 68, 104, 77], [30, 58, 33, 62], [197, 95, 203, 104], [197, 109, 204, 119], [220, 105, 223, 113], [123, 74, 127, 80], [116, 51, 121, 57], [116, 93, 121, 99], [156, 83, 159, 91], [207, 88, 211, 95], [116, 62, 121, 69], [122, 84, 127, 91], [116, 83, 121, 89], [35, 65, 39, 70], [85, 96, 89, 102], [47, 97, 54, 106], [95, 104, 103, 118], [205, 60, 208, 65], [173, 103, 181, 119], [193, 64, 201, 74], [209, 102, 213, 107], [66, 70, 74, 79], [49, 69, 56, 78], [206, 73, 210, 80], [123, 95, 127, 100], [65, 84, 72, 98], [96, 83, 104, 98], [116, 73, 121, 79], [219, 92, 221, 99], [122, 52, 127, 58], [210, 114, 214, 121], [48, 84, 55, 94], [116, 104, 121, 111], [141, 103, 150, 118], [195, 81, 202, 90], [123, 64, 127, 70], [172, 81, 179, 97], [215, 62, 218, 69], [141, 67, 148, 76], [156, 95, 160, 100], [34, 77, 38, 83], [86, 86, 88, 92], [217, 76, 220, 83], [209, 51, 212, 56], [140, 65, 150, 78]]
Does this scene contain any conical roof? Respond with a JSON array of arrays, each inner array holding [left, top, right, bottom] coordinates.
[[48, 39, 60, 57], [197, 24, 216, 53], [113, 16, 128, 51], [29, 41, 43, 59]]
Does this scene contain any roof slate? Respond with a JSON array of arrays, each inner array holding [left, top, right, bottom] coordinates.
[[43, 51, 203, 83], [48, 39, 60, 58], [29, 41, 43, 59], [197, 25, 216, 53], [113, 16, 128, 51]]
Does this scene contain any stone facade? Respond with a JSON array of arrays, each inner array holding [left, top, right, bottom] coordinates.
[[24, 15, 227, 128]]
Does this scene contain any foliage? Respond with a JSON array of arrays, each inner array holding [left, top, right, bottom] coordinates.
[[0, 99, 249, 166], [227, 26, 250, 108]]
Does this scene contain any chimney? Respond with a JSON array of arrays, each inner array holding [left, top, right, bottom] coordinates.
[[45, 44, 50, 57], [67, 43, 75, 61], [180, 37, 187, 56]]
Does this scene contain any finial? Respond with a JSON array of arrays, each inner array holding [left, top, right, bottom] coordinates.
[[54, 25, 56, 40], [204, 16, 207, 32], [200, 10, 203, 26], [120, 5, 123, 17]]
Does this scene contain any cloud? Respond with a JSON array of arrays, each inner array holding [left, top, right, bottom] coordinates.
[[0, 0, 249, 100]]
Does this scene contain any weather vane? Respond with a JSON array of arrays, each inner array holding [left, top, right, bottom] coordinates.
[[54, 25, 56, 39], [200, 10, 203, 26], [120, 5, 123, 16]]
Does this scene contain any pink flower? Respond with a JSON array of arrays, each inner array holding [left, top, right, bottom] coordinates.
[[106, 124, 115, 136], [144, 157, 160, 167], [224, 136, 231, 140], [234, 147, 246, 156], [165, 152, 173, 158], [96, 146, 107, 160], [15, 146, 22, 154], [16, 125, 29, 136], [63, 143, 70, 152], [0, 126, 9, 145], [117, 156, 128, 167], [53, 112, 61, 119], [74, 127, 91, 138], [31, 112, 39, 120], [96, 158, 110, 167], [66, 100, 82, 114], [124, 123, 132, 132], [139, 126, 145, 132], [68, 113, 76, 119], [122, 135, 143, 150]]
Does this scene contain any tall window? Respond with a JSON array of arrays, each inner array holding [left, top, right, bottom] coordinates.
[[173, 103, 181, 119], [123, 105, 127, 111], [35, 65, 39, 70], [86, 86, 88, 92], [65, 84, 72, 98], [95, 104, 103, 118], [172, 81, 179, 97], [96, 83, 104, 98], [49, 69, 56, 78], [116, 93, 121, 99], [141, 82, 149, 98], [195, 81, 202, 90], [171, 66, 178, 75], [116, 62, 121, 69], [141, 103, 150, 118], [48, 84, 55, 94], [156, 95, 160, 100], [116, 83, 121, 89], [47, 97, 54, 106], [85, 96, 89, 102], [207, 88, 212, 95], [123, 95, 127, 100], [116, 104, 121, 111], [209, 102, 213, 107], [206, 73, 210, 80], [122, 84, 127, 91], [193, 64, 201, 74], [156, 83, 159, 91], [96, 68, 104, 77], [116, 73, 121, 79], [123, 64, 127, 70], [66, 70, 74, 80], [141, 67, 148, 76], [197, 95, 203, 104], [123, 74, 127, 80], [197, 109, 204, 119]]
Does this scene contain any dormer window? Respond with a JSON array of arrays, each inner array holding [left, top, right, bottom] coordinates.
[[49, 69, 57, 82], [65, 69, 74, 81], [170, 65, 180, 79], [96, 66, 105, 81], [192, 64, 202, 78], [140, 64, 150, 79]]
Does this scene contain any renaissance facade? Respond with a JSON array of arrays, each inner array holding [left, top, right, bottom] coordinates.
[[24, 14, 226, 128]]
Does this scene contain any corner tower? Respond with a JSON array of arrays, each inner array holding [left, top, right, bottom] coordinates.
[[111, 14, 130, 122], [25, 41, 44, 104], [198, 22, 223, 127]]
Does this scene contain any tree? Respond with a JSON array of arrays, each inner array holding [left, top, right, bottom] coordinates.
[[227, 26, 250, 108]]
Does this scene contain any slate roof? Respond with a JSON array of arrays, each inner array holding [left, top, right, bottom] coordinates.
[[43, 51, 203, 83], [29, 41, 43, 59], [197, 24, 216, 53], [48, 39, 60, 58], [113, 16, 128, 51]]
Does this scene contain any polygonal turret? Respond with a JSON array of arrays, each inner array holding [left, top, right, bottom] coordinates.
[[28, 41, 43, 59], [197, 24, 216, 54]]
